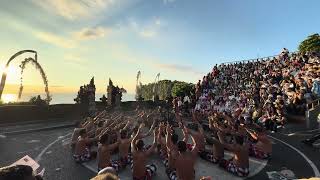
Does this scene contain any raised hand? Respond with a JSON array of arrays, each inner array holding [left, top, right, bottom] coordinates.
[[167, 125, 173, 135], [139, 123, 145, 129], [151, 118, 156, 127], [183, 126, 189, 135]]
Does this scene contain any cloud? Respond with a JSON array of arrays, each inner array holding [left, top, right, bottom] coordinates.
[[73, 27, 112, 40], [107, 42, 199, 71], [31, 0, 115, 20], [108, 44, 203, 75], [128, 18, 165, 39], [63, 54, 88, 70], [163, 0, 176, 4], [34, 31, 75, 48], [139, 30, 156, 38], [64, 54, 86, 63], [33, 26, 111, 48], [154, 63, 203, 75], [50, 85, 64, 88], [155, 19, 162, 26]]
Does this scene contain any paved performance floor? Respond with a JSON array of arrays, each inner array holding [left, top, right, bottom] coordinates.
[[0, 121, 319, 180]]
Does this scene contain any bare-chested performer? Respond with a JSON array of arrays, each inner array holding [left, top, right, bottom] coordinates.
[[98, 133, 121, 171], [218, 133, 249, 177], [118, 129, 133, 168], [156, 123, 169, 160], [185, 122, 205, 154], [131, 124, 157, 180], [163, 124, 180, 180], [172, 128, 199, 180], [95, 120, 107, 135], [198, 116, 225, 164], [72, 111, 107, 147], [73, 129, 97, 163], [246, 127, 272, 159], [200, 137, 224, 164], [118, 119, 155, 169], [71, 118, 94, 147]]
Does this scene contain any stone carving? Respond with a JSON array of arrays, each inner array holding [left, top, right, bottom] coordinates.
[[107, 78, 126, 107], [74, 77, 96, 116]]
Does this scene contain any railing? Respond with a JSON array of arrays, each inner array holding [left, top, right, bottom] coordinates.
[[221, 51, 299, 65], [306, 98, 320, 128], [307, 98, 320, 111]]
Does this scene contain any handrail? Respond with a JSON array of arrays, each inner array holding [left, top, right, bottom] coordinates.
[[221, 51, 299, 65], [307, 98, 320, 111]]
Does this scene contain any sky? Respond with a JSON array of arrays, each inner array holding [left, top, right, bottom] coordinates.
[[0, 0, 320, 97]]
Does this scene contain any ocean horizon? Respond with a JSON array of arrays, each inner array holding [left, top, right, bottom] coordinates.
[[2, 93, 136, 104]]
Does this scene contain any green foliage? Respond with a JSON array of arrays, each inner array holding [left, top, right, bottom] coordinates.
[[29, 96, 37, 103], [135, 83, 144, 101], [0, 96, 48, 106], [29, 95, 47, 106], [100, 94, 107, 104], [138, 80, 194, 100], [171, 81, 194, 97], [140, 83, 155, 100], [298, 33, 320, 53]]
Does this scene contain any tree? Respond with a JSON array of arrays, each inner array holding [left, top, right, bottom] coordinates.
[[29, 95, 47, 106], [138, 80, 194, 100], [171, 82, 194, 97], [100, 94, 107, 104], [298, 33, 320, 54], [135, 83, 143, 101]]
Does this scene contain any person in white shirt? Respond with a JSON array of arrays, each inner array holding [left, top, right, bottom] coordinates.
[[184, 95, 191, 103], [183, 95, 191, 113], [177, 97, 183, 109]]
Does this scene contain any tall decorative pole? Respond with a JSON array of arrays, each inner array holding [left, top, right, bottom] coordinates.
[[0, 50, 37, 100], [153, 73, 160, 101]]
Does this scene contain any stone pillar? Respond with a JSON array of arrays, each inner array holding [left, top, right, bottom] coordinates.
[[87, 78, 96, 116], [107, 85, 113, 106], [115, 93, 121, 107]]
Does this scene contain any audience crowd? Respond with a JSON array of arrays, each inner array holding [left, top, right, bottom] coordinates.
[[193, 49, 320, 132]]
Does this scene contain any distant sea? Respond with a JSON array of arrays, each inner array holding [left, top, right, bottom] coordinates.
[[14, 93, 136, 104]]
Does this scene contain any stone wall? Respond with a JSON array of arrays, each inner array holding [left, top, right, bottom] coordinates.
[[0, 104, 87, 124], [0, 101, 167, 124]]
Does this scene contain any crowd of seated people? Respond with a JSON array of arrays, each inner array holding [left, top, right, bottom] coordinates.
[[194, 49, 320, 133]]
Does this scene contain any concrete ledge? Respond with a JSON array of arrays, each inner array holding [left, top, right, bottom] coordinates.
[[0, 118, 77, 127], [0, 104, 87, 124], [1, 123, 75, 135]]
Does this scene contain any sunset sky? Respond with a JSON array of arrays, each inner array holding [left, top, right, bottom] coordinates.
[[1, 0, 320, 98]]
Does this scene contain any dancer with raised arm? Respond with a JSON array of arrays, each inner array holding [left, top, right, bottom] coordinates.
[[131, 124, 157, 180]]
